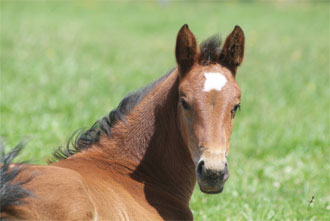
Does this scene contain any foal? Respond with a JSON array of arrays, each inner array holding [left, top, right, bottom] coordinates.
[[1, 24, 245, 220]]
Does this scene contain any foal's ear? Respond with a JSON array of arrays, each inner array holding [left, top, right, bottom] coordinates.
[[175, 24, 197, 77], [220, 25, 245, 77]]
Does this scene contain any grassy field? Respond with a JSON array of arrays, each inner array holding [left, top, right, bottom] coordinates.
[[1, 1, 329, 220]]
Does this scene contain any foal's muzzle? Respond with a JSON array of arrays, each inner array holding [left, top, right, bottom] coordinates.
[[196, 160, 229, 194]]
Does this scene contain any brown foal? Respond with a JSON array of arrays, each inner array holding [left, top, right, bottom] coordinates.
[[0, 24, 245, 220]]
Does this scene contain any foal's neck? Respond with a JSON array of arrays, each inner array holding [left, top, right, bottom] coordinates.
[[100, 70, 195, 202]]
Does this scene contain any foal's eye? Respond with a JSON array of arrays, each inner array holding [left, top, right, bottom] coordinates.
[[180, 98, 190, 110], [231, 103, 240, 117]]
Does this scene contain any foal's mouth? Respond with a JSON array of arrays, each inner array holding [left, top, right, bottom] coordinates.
[[197, 179, 226, 194]]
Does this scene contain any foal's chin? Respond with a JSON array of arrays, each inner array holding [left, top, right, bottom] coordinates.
[[198, 181, 225, 194]]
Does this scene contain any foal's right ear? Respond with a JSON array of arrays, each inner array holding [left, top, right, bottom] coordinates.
[[175, 24, 197, 77]]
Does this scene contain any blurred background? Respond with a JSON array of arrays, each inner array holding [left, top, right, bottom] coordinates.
[[1, 0, 329, 220]]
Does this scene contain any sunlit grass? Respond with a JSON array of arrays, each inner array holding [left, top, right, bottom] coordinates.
[[1, 1, 329, 220]]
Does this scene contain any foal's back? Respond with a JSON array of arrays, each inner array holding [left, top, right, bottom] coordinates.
[[1, 163, 93, 220], [2, 158, 165, 220]]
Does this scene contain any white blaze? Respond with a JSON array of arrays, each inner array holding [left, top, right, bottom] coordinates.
[[203, 72, 227, 92]]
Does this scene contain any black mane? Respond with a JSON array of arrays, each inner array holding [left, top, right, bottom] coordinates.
[[0, 142, 34, 213], [52, 35, 223, 162], [52, 69, 173, 161]]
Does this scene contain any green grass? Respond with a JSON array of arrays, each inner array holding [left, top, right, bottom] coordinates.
[[1, 1, 329, 220]]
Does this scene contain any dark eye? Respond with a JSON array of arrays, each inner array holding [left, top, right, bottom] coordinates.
[[231, 103, 240, 117], [180, 98, 190, 110]]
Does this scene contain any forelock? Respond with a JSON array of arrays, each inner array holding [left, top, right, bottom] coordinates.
[[199, 35, 222, 65]]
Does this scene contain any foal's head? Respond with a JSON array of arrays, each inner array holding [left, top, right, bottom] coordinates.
[[175, 25, 245, 194]]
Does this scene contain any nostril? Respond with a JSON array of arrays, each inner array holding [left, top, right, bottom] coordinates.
[[197, 160, 205, 174], [219, 170, 225, 180], [225, 162, 228, 167]]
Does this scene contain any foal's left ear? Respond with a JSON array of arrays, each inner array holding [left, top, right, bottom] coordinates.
[[220, 25, 245, 77]]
